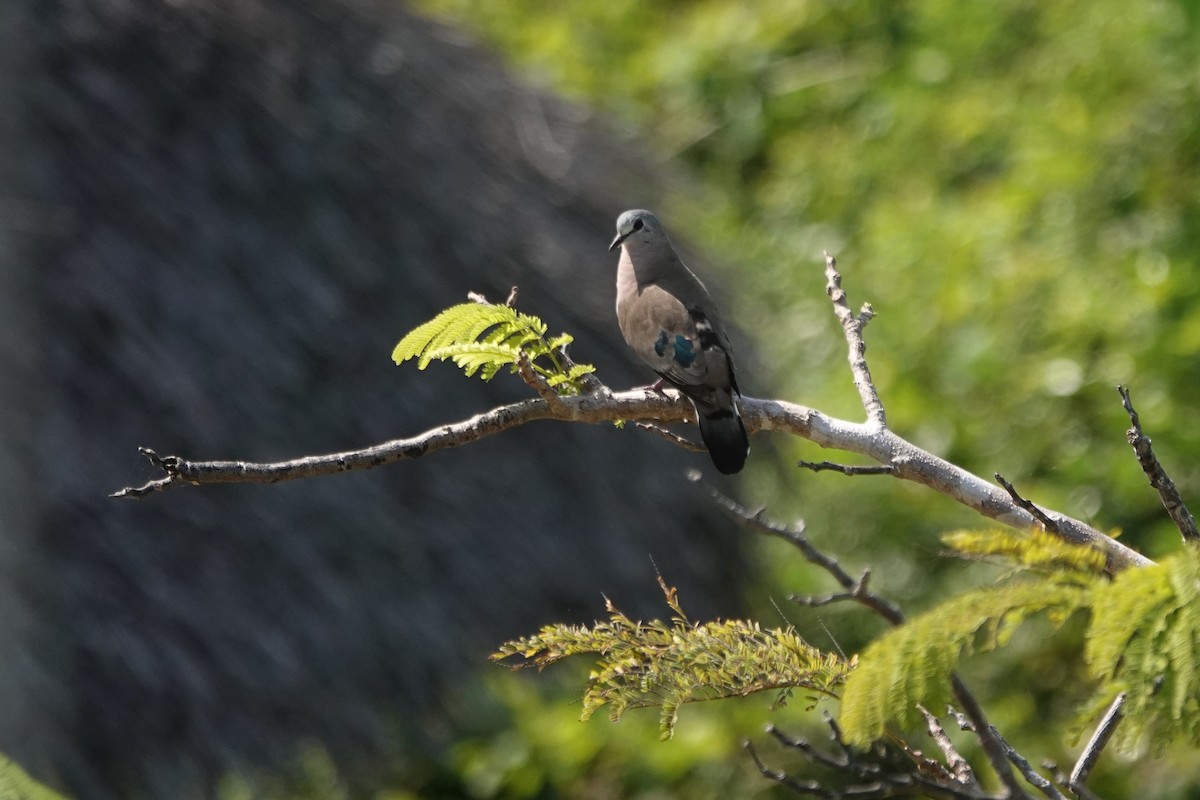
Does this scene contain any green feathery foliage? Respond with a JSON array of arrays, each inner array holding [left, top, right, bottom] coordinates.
[[392, 298, 596, 394], [842, 531, 1200, 752], [839, 578, 1092, 745], [1084, 543, 1200, 752], [942, 528, 1110, 576], [490, 525, 1198, 755], [0, 753, 70, 800], [493, 581, 852, 740]]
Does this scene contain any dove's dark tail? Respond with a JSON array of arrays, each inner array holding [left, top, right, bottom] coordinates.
[[696, 402, 749, 475]]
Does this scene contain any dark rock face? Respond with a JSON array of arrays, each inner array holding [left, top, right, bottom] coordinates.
[[0, 1, 746, 797]]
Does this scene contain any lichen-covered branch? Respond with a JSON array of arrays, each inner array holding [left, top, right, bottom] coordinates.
[[112, 386, 1149, 570], [824, 251, 886, 428], [1118, 385, 1200, 543]]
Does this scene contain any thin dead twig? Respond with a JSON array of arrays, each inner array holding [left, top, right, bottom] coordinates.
[[696, 480, 905, 626], [636, 422, 706, 452]]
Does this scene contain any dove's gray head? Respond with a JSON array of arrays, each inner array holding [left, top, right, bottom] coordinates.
[[608, 209, 665, 253]]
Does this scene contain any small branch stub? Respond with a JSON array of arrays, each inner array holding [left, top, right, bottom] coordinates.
[[995, 473, 1060, 534]]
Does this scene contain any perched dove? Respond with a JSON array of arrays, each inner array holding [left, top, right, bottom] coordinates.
[[609, 209, 750, 474]]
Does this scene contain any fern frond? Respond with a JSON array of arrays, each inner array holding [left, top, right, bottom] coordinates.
[[840, 580, 1090, 745], [942, 528, 1108, 576], [493, 589, 851, 740], [393, 298, 597, 394], [1084, 543, 1200, 751]]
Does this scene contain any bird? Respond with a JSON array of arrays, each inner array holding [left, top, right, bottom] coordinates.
[[609, 209, 749, 475]]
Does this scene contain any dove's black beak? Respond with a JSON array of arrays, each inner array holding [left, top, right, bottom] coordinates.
[[608, 232, 629, 253]]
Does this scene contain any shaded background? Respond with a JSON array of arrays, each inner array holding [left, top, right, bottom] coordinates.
[[5, 0, 1200, 798], [0, 1, 752, 797]]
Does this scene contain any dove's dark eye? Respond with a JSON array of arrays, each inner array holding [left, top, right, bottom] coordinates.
[[632, 218, 644, 232]]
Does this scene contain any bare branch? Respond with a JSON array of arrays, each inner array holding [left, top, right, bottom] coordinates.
[[789, 569, 904, 626], [1118, 385, 1200, 543], [696, 481, 905, 626], [112, 374, 1150, 573], [712, 487, 1059, 799], [825, 251, 887, 429], [798, 460, 896, 476], [788, 589, 860, 609], [1068, 693, 1125, 795], [558, 342, 608, 395], [769, 721, 854, 773], [944, 680, 1085, 800], [718, 490, 1034, 798], [821, 712, 858, 766], [635, 423, 706, 452], [991, 725, 1066, 800], [516, 353, 567, 409], [111, 262, 1151, 573], [707, 480, 1063, 799], [112, 388, 689, 498], [950, 675, 1033, 800], [918, 705, 978, 790], [994, 473, 1060, 534], [744, 739, 833, 797], [947, 706, 972, 733], [814, 252, 1141, 570], [757, 722, 997, 800], [754, 401, 1147, 571], [115, 448, 177, 498]]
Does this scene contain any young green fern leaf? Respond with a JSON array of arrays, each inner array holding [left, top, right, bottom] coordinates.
[[492, 582, 852, 740], [392, 300, 596, 395]]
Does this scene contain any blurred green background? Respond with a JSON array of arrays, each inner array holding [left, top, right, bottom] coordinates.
[[222, 1, 1200, 797]]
